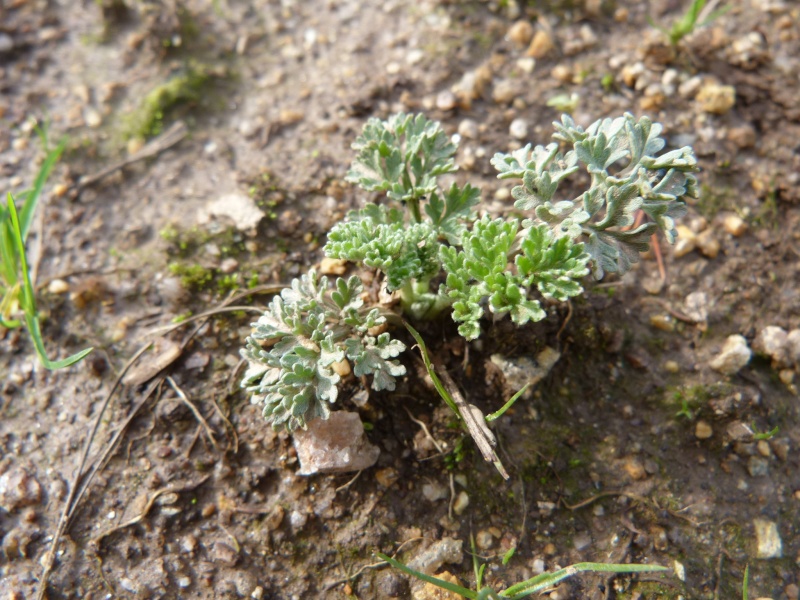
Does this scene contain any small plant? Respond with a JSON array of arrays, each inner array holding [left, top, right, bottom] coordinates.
[[650, 0, 730, 47], [241, 112, 697, 438], [1, 127, 93, 369]]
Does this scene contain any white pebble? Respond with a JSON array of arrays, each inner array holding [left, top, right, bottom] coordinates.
[[709, 334, 751, 375], [458, 119, 479, 139], [509, 118, 528, 140]]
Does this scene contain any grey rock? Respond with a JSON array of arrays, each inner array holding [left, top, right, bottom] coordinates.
[[407, 537, 463, 575], [293, 411, 380, 475], [747, 456, 769, 477], [199, 193, 265, 233]]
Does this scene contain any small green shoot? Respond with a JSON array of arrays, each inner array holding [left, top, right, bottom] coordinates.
[[675, 397, 694, 420], [376, 551, 668, 599], [742, 565, 749, 600], [1, 195, 93, 369], [501, 546, 516, 566], [1, 127, 93, 370], [649, 0, 731, 47], [752, 425, 778, 441]]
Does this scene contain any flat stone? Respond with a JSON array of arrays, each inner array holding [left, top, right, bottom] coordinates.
[[407, 538, 463, 575], [293, 411, 380, 475], [753, 518, 782, 558], [199, 193, 265, 233]]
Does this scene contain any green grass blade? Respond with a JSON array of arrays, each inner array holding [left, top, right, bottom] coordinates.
[[376, 552, 479, 599], [501, 562, 669, 598], [6, 193, 93, 369], [742, 565, 749, 600], [486, 383, 529, 422], [404, 322, 462, 418], [0, 208, 20, 288], [19, 133, 67, 241]]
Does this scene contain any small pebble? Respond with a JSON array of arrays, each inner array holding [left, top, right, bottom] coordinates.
[[48, 279, 70, 294], [319, 257, 347, 275], [516, 57, 535, 73], [550, 64, 573, 84], [422, 481, 448, 502], [436, 90, 457, 111], [664, 360, 680, 373], [623, 458, 647, 480], [475, 529, 494, 550], [219, 258, 239, 274], [509, 118, 528, 140], [785, 584, 799, 600], [695, 229, 720, 259], [673, 225, 697, 258], [727, 125, 756, 149], [747, 456, 769, 477], [756, 440, 771, 457], [330, 358, 351, 378], [696, 82, 736, 115], [492, 80, 518, 104], [507, 20, 534, 47], [753, 518, 782, 558], [453, 491, 469, 515], [526, 30, 554, 58], [573, 531, 592, 551], [709, 334, 751, 375], [695, 421, 713, 440], [84, 108, 102, 128], [375, 467, 399, 488], [753, 326, 790, 367], [650, 314, 675, 332], [458, 119, 479, 140]]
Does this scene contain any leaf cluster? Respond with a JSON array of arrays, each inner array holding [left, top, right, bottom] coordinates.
[[241, 271, 405, 430], [492, 112, 698, 277]]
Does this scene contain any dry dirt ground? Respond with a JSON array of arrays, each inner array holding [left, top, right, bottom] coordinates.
[[1, 0, 800, 598]]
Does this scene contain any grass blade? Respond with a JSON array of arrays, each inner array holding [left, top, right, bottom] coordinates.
[[501, 562, 668, 598], [376, 552, 479, 600], [404, 322, 462, 417], [742, 565, 749, 600], [486, 383, 529, 422], [6, 193, 93, 369], [19, 131, 67, 241]]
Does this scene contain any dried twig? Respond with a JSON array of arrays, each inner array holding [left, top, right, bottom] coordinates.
[[77, 120, 188, 190], [166, 375, 219, 452], [36, 343, 152, 600]]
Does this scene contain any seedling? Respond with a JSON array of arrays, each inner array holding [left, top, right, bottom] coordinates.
[[241, 112, 698, 457], [650, 0, 730, 47], [1, 127, 93, 369]]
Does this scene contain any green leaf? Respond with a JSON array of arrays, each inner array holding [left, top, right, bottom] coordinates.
[[345, 333, 406, 391], [346, 112, 456, 204], [326, 219, 440, 291], [498, 112, 698, 279], [424, 183, 481, 244]]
